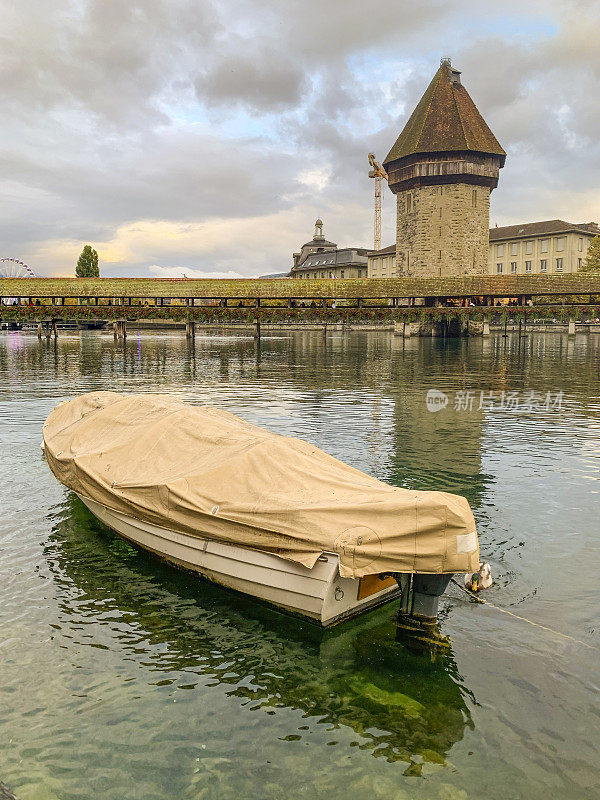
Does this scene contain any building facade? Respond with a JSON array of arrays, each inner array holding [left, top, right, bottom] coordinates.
[[367, 244, 396, 278], [383, 59, 505, 278], [368, 220, 599, 278], [289, 220, 368, 279], [488, 220, 599, 275]]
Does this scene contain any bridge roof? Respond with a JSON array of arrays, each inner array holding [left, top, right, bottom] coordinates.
[[1, 275, 600, 299]]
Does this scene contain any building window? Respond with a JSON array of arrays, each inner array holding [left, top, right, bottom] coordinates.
[[510, 242, 518, 256], [439, 226, 442, 237], [321, 272, 325, 278], [578, 238, 583, 251], [556, 258, 563, 272], [541, 239, 548, 253], [540, 259, 547, 272], [472, 189, 477, 207], [525, 260, 532, 273], [496, 263, 503, 274], [578, 258, 583, 268], [341, 270, 344, 278], [497, 244, 504, 257], [510, 262, 517, 273], [526, 241, 533, 255], [556, 237, 565, 252]]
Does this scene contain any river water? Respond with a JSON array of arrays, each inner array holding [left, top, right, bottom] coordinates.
[[1, 328, 599, 800]]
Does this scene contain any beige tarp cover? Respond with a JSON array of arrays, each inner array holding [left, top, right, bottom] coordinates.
[[43, 392, 479, 578]]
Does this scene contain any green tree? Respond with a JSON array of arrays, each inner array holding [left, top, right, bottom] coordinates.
[[580, 236, 600, 272], [76, 245, 99, 277]]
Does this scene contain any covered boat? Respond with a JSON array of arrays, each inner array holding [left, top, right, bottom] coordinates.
[[42, 392, 479, 626]]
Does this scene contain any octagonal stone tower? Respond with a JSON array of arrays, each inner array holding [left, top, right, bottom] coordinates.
[[383, 59, 506, 277]]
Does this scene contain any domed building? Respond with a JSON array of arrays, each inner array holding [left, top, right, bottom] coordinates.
[[289, 219, 368, 279]]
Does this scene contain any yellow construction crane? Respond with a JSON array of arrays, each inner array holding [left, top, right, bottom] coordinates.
[[368, 153, 388, 251]]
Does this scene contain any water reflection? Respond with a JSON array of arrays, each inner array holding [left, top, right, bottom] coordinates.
[[45, 496, 475, 773]]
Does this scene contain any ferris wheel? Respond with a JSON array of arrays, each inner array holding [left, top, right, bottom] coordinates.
[[0, 258, 37, 278]]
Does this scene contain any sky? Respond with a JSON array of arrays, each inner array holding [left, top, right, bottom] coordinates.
[[1, 0, 599, 278]]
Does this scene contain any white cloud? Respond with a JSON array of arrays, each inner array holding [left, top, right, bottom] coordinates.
[[149, 266, 248, 279], [296, 166, 332, 192]]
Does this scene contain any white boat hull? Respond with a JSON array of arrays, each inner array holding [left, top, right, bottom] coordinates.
[[78, 495, 401, 627]]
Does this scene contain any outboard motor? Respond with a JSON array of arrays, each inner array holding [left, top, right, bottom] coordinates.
[[393, 573, 453, 620], [391, 572, 454, 653]]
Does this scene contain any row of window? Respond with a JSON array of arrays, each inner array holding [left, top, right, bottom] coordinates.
[[306, 258, 335, 266], [496, 258, 567, 274], [298, 269, 366, 279], [496, 237, 584, 257]]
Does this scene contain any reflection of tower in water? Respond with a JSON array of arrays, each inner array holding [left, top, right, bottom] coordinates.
[[46, 496, 475, 771], [390, 337, 488, 509]]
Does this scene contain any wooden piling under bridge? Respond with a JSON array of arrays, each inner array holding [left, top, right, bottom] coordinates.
[[112, 319, 127, 339]]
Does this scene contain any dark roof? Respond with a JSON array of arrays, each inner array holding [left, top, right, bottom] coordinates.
[[299, 238, 337, 249], [367, 244, 396, 256], [291, 247, 368, 271], [384, 61, 505, 165], [489, 220, 599, 241]]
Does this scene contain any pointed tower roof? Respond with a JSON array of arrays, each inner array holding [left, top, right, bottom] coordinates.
[[384, 60, 505, 166]]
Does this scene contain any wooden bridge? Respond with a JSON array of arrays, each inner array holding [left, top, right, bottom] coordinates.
[[1, 275, 599, 337]]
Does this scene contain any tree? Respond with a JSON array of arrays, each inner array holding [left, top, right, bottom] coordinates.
[[76, 245, 99, 277], [580, 236, 600, 272]]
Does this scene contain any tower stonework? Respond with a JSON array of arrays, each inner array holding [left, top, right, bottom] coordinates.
[[383, 60, 505, 278]]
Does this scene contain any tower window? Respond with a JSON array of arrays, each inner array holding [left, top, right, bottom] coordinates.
[[578, 238, 583, 251]]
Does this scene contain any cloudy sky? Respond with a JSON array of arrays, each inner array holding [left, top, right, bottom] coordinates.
[[1, 0, 599, 278]]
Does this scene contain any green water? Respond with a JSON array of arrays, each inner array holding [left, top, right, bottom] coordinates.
[[1, 328, 599, 800]]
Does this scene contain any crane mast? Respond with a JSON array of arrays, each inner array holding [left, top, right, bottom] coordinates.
[[368, 153, 388, 251]]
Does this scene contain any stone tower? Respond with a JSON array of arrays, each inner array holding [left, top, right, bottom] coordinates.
[[383, 59, 505, 277]]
